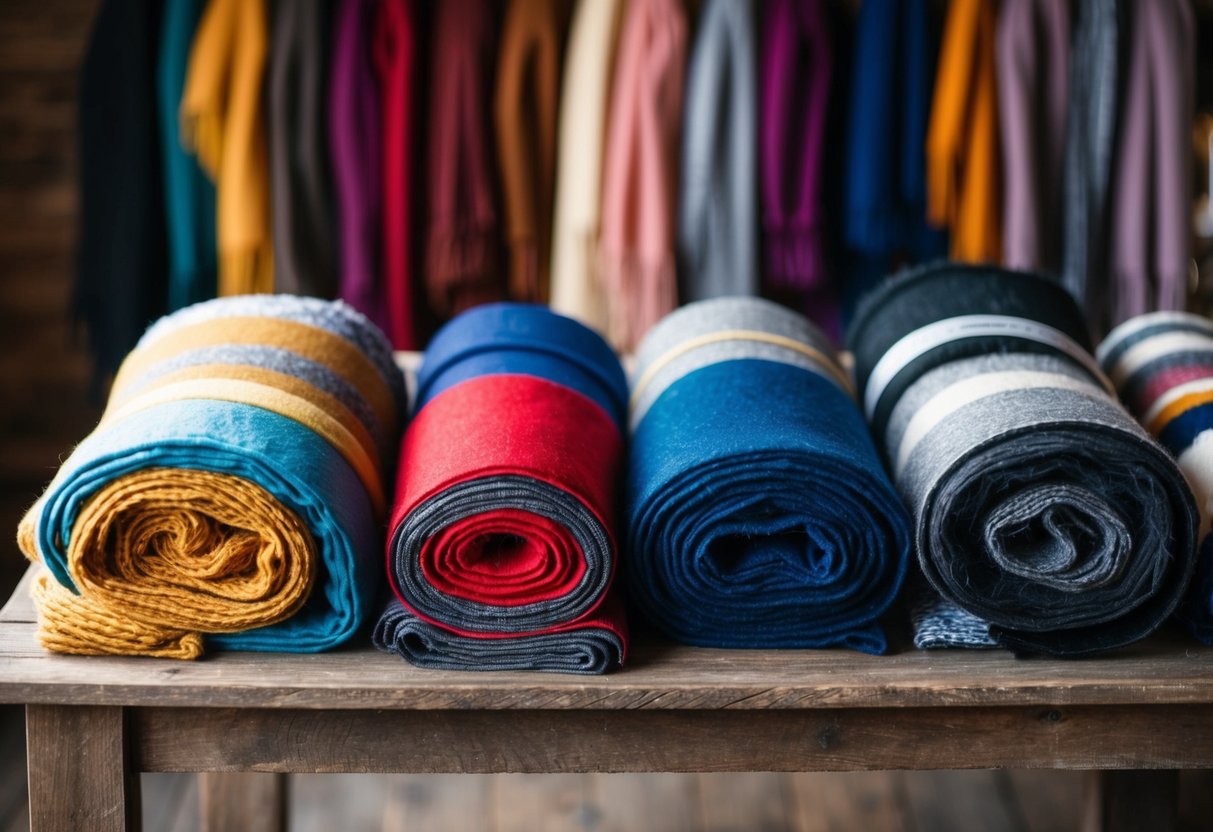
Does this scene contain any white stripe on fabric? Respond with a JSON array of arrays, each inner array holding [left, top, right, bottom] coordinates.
[[1106, 332, 1213, 387], [865, 315, 1113, 420], [894, 370, 1107, 478]]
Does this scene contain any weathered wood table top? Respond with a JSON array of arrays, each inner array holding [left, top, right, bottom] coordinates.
[[3, 563, 1212, 830]]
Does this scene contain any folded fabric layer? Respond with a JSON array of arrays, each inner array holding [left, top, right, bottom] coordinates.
[[1100, 312, 1213, 643], [374, 594, 626, 674], [849, 263, 1198, 656], [381, 303, 628, 671], [17, 296, 404, 657], [627, 297, 911, 653]]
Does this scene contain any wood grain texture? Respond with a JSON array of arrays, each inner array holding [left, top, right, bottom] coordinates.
[[381, 774, 490, 832], [786, 771, 911, 832], [132, 704, 1213, 774], [198, 773, 286, 832], [697, 772, 789, 831], [25, 704, 139, 832], [6, 605, 1213, 712], [592, 774, 700, 832]]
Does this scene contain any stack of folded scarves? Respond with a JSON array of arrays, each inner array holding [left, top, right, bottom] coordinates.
[[626, 297, 912, 653], [1099, 312, 1213, 643], [374, 303, 628, 673], [848, 263, 1199, 656], [17, 295, 406, 658]]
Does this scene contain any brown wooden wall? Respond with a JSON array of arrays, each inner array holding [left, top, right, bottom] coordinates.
[[0, 0, 101, 596]]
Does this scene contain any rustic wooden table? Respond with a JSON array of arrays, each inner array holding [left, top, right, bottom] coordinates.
[[2, 565, 1211, 832]]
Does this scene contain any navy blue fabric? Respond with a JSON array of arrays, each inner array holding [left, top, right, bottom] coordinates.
[[414, 302, 629, 429], [627, 357, 912, 653], [1187, 537, 1213, 643], [1159, 404, 1213, 457]]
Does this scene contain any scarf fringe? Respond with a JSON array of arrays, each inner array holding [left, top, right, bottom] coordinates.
[[764, 225, 830, 291], [219, 243, 274, 296], [596, 248, 677, 352], [425, 226, 504, 316], [179, 111, 224, 181]]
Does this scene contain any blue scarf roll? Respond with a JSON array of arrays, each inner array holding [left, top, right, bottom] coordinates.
[[626, 297, 912, 653]]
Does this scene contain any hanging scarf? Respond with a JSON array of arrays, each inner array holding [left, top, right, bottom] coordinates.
[[1109, 0, 1195, 324], [678, 0, 757, 302], [548, 0, 624, 336], [426, 0, 505, 318], [848, 263, 1198, 656], [926, 0, 1001, 264], [329, 0, 385, 334], [841, 0, 944, 323], [75, 0, 167, 385], [1100, 312, 1213, 644], [494, 0, 570, 304], [180, 0, 274, 296], [995, 0, 1069, 272], [269, 0, 338, 299], [596, 0, 687, 352], [1061, 0, 1122, 332], [19, 296, 406, 658], [627, 298, 911, 652], [760, 0, 836, 334], [158, 0, 216, 313], [374, 0, 420, 348]]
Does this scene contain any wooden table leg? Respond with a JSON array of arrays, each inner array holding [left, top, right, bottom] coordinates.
[[1082, 770, 1179, 832], [200, 772, 288, 832], [26, 704, 141, 832]]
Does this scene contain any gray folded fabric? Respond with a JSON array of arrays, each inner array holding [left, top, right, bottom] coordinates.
[[374, 596, 624, 674]]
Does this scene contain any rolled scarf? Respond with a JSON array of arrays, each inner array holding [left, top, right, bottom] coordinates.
[[760, 0, 836, 334], [180, 0, 274, 296], [269, 0, 338, 299], [596, 0, 687, 352], [374, 0, 420, 348], [1061, 0, 1122, 332], [494, 0, 570, 305], [1099, 313, 1213, 643], [158, 0, 217, 312], [626, 297, 912, 653], [17, 296, 406, 658], [926, 0, 1001, 264], [678, 0, 758, 302], [995, 0, 1069, 273], [329, 0, 385, 334], [548, 0, 624, 336], [1108, 0, 1194, 325], [425, 0, 506, 319], [377, 303, 628, 673], [75, 0, 167, 385], [841, 0, 945, 320], [848, 263, 1199, 656]]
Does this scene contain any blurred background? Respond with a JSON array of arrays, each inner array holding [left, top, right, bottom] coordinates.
[[2, 0, 1213, 829]]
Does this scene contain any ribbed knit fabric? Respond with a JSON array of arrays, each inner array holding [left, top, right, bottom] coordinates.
[[1100, 312, 1213, 643], [678, 0, 758, 302], [158, 0, 216, 312], [849, 263, 1199, 656], [626, 298, 912, 653], [17, 296, 405, 658], [377, 303, 628, 672]]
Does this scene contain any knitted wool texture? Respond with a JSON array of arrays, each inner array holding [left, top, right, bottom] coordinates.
[[1099, 312, 1213, 643], [17, 295, 405, 657], [376, 303, 628, 673], [848, 263, 1198, 656], [626, 297, 912, 653]]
